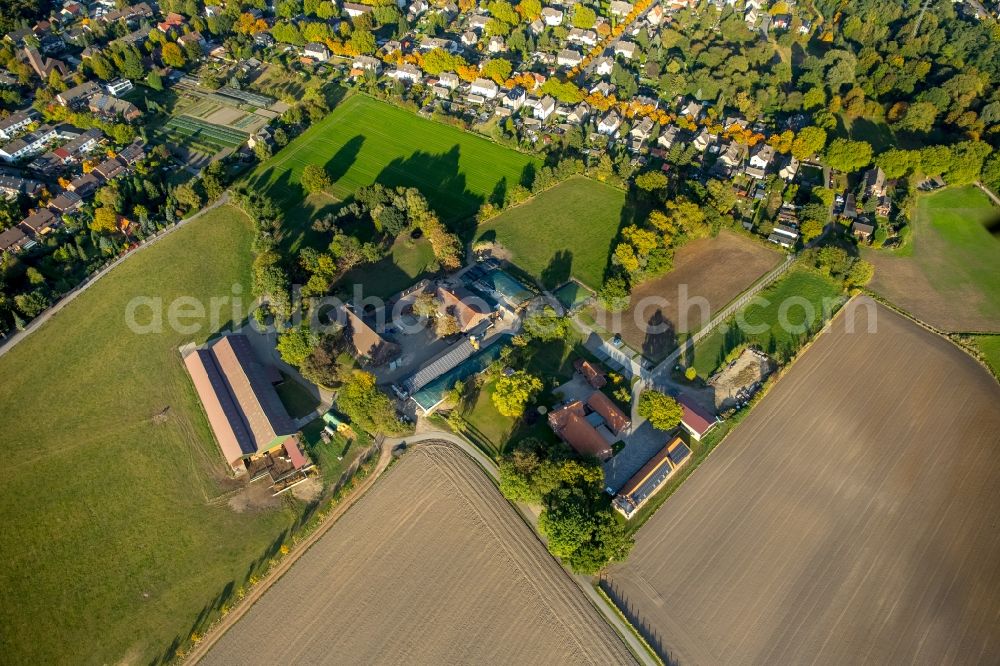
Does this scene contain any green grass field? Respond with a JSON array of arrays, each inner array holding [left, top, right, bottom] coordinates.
[[0, 207, 308, 664], [250, 94, 539, 247], [691, 268, 844, 376], [970, 334, 1000, 378], [475, 176, 626, 290], [338, 235, 436, 299], [868, 185, 1000, 331]]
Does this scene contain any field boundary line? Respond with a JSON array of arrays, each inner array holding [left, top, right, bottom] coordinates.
[[862, 289, 1000, 383]]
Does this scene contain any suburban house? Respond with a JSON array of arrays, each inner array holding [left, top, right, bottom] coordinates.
[[567, 102, 589, 124], [0, 125, 58, 162], [183, 335, 299, 470], [303, 42, 330, 62], [0, 108, 39, 140], [630, 117, 655, 143], [502, 86, 526, 109], [177, 31, 208, 53], [388, 64, 423, 83], [56, 81, 100, 107], [157, 11, 186, 33], [438, 72, 460, 89], [487, 35, 506, 52], [678, 395, 718, 441], [567, 28, 598, 47], [0, 226, 31, 254], [557, 48, 583, 67], [461, 30, 478, 46], [692, 128, 716, 151], [779, 156, 799, 181], [68, 172, 102, 197], [768, 223, 800, 248], [105, 78, 133, 96], [598, 111, 621, 135], [657, 125, 680, 150], [593, 56, 614, 76], [746, 143, 774, 178], [717, 142, 745, 169], [610, 0, 634, 17], [533, 95, 555, 121], [541, 7, 563, 25], [88, 94, 141, 121], [470, 77, 498, 99], [352, 55, 382, 74], [20, 208, 58, 236], [0, 173, 42, 198], [613, 436, 692, 518], [614, 40, 637, 60], [48, 190, 83, 214], [852, 218, 875, 240]]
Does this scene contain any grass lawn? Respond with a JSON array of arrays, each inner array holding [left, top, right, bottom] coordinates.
[[867, 186, 1000, 331], [690, 267, 844, 376], [298, 420, 368, 487], [250, 94, 539, 248], [970, 334, 1000, 378], [475, 176, 626, 290], [459, 334, 607, 457], [338, 235, 436, 299], [275, 374, 321, 419], [0, 207, 308, 665]]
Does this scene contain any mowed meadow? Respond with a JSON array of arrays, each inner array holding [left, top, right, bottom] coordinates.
[[249, 94, 540, 246], [0, 207, 301, 665], [867, 185, 1000, 332]]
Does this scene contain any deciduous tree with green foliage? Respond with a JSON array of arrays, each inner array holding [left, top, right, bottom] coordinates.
[[824, 138, 872, 173], [301, 164, 332, 193], [492, 370, 543, 417], [637, 390, 683, 431]]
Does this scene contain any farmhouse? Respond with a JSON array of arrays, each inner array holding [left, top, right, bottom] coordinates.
[[183, 334, 303, 473], [341, 305, 400, 366], [574, 358, 607, 389], [678, 395, 718, 440], [548, 400, 613, 461], [613, 436, 692, 518], [436, 285, 491, 332]]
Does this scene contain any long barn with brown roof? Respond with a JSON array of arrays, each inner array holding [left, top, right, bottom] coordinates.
[[183, 334, 298, 471]]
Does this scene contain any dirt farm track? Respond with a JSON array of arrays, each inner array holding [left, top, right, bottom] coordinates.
[[606, 297, 1000, 665], [201, 443, 637, 665]]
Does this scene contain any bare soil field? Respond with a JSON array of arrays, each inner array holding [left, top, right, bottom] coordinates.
[[595, 231, 782, 362], [202, 443, 637, 665], [605, 297, 1000, 665]]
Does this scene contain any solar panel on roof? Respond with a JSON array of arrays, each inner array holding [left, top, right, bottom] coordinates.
[[667, 442, 691, 466]]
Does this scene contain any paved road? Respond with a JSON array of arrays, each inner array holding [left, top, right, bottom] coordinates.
[[0, 193, 231, 360]]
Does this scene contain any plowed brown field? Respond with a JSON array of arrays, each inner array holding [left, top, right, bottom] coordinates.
[[593, 231, 782, 362], [605, 297, 1000, 665], [202, 443, 638, 665]]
